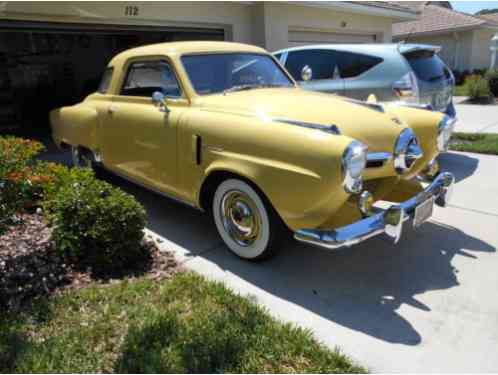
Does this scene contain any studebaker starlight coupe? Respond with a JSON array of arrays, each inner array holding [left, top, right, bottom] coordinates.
[[50, 41, 455, 260]]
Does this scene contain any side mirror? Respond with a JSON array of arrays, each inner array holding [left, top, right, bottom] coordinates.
[[301, 65, 313, 81], [152, 91, 170, 113]]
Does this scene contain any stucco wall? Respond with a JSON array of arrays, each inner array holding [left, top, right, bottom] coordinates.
[[400, 31, 476, 71], [471, 29, 495, 70], [0, 1, 400, 52], [260, 3, 395, 51], [404, 33, 458, 68], [0, 1, 254, 43]]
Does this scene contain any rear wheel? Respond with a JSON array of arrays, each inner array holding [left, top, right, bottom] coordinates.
[[71, 146, 94, 169], [212, 179, 283, 261]]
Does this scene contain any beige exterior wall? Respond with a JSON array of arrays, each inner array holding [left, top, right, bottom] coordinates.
[[0, 1, 400, 51], [0, 1, 254, 43], [260, 2, 395, 51], [471, 29, 496, 70], [395, 27, 498, 71], [404, 33, 458, 68]]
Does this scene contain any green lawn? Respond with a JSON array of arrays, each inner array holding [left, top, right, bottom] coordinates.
[[0, 272, 365, 374], [449, 132, 498, 155]]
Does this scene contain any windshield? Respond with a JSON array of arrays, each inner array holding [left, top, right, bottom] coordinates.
[[403, 50, 450, 83], [181, 53, 294, 95]]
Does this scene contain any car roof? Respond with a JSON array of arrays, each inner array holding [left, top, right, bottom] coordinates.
[[109, 41, 267, 66], [273, 43, 440, 57]]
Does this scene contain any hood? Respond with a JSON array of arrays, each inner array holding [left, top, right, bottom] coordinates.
[[194, 88, 405, 152]]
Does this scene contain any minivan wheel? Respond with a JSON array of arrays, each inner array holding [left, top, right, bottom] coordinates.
[[212, 179, 282, 261]]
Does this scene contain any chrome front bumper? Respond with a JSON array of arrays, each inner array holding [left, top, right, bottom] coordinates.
[[294, 172, 455, 250]]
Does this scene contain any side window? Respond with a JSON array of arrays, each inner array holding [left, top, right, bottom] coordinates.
[[121, 60, 182, 98], [336, 52, 383, 79], [98, 67, 113, 94], [285, 49, 339, 81], [274, 53, 282, 61]]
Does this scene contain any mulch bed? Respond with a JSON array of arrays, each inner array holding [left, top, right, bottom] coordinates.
[[0, 212, 180, 313]]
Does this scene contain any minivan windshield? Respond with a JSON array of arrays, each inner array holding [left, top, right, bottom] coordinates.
[[403, 50, 450, 82], [181, 53, 294, 95]]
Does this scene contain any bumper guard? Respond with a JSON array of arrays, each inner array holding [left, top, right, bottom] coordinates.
[[294, 172, 455, 250]]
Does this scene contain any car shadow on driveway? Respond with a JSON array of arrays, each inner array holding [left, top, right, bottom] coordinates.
[[438, 152, 479, 183], [38, 148, 494, 346], [200, 219, 495, 346], [105, 170, 495, 346]]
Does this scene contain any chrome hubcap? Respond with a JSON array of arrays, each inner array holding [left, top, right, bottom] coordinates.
[[220, 190, 261, 247]]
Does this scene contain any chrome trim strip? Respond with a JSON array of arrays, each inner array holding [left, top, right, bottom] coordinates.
[[273, 118, 341, 134], [294, 172, 455, 250], [366, 152, 392, 163]]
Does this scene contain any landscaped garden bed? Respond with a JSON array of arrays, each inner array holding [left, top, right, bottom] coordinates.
[[0, 135, 364, 373]]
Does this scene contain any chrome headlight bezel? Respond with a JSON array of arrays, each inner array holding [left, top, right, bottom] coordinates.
[[437, 115, 456, 152], [394, 128, 423, 174], [342, 140, 368, 194]]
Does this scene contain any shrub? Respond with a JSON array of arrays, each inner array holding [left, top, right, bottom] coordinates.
[[0, 137, 45, 233], [44, 168, 147, 273], [464, 75, 492, 101], [485, 69, 498, 97]]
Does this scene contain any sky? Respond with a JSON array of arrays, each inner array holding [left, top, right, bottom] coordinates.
[[450, 1, 498, 14]]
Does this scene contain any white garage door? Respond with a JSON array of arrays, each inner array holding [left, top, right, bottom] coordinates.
[[288, 30, 376, 47]]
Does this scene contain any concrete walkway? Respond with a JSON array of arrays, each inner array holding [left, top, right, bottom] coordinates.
[[121, 151, 496, 373], [454, 97, 498, 133], [39, 144, 498, 372]]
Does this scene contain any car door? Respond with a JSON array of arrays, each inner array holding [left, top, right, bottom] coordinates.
[[339, 51, 384, 101], [283, 49, 345, 95], [101, 58, 187, 196]]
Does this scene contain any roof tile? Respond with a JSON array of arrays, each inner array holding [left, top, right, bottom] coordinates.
[[393, 4, 490, 36]]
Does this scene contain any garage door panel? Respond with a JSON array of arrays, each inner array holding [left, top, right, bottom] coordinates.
[[288, 30, 376, 47]]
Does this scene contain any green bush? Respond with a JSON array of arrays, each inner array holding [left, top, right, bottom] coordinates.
[[44, 168, 147, 273], [0, 137, 45, 233], [464, 74, 492, 101], [485, 69, 498, 97]]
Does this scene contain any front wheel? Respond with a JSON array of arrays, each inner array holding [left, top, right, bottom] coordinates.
[[212, 179, 283, 261]]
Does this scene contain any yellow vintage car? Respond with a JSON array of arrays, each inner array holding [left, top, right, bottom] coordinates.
[[50, 41, 455, 260]]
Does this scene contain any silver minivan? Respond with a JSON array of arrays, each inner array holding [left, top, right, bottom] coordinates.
[[273, 43, 456, 118]]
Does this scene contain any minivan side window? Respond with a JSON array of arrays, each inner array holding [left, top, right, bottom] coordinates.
[[285, 49, 339, 81], [121, 60, 182, 98], [98, 67, 113, 94], [336, 52, 383, 78]]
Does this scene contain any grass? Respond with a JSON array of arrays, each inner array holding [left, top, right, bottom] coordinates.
[[0, 272, 365, 373], [449, 132, 498, 155]]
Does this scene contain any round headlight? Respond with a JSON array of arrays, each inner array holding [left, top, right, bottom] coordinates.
[[342, 140, 367, 194], [394, 128, 423, 174], [437, 115, 456, 152]]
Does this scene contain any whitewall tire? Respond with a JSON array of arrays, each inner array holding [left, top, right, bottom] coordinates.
[[212, 179, 282, 260]]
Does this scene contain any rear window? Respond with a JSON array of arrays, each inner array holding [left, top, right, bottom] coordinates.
[[98, 67, 113, 94], [403, 50, 449, 82]]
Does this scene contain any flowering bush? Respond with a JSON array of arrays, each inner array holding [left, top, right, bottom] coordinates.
[[0, 137, 45, 233]]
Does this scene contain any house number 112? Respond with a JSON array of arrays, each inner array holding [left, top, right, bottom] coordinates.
[[124, 6, 139, 16]]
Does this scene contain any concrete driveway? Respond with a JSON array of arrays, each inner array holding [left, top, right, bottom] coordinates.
[[454, 97, 498, 133], [40, 147, 498, 372]]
